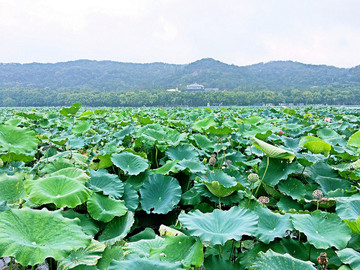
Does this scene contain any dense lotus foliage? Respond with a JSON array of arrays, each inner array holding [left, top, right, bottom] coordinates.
[[1, 104, 360, 269]]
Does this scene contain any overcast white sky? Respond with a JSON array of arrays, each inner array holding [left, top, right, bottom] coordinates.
[[0, 0, 359, 67]]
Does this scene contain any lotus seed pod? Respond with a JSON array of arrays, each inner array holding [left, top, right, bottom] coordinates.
[[226, 160, 232, 165], [210, 153, 216, 158], [247, 173, 260, 183], [312, 189, 323, 200], [258, 196, 270, 204], [209, 156, 216, 166]]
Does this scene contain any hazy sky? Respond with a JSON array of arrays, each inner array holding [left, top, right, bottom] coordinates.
[[0, 0, 359, 67]]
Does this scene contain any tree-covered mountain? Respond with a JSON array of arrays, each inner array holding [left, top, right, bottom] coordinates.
[[0, 58, 359, 91]]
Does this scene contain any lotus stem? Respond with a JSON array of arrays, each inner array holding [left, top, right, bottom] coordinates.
[[218, 197, 221, 210], [255, 155, 269, 196], [155, 146, 159, 168], [218, 245, 223, 257], [317, 200, 319, 211], [9, 257, 13, 270], [246, 183, 255, 209]]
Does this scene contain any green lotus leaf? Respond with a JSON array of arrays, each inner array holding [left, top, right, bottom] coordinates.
[[277, 177, 306, 200], [98, 212, 135, 246], [204, 255, 240, 270], [140, 174, 182, 214], [299, 136, 331, 156], [123, 182, 139, 212], [337, 248, 360, 270], [348, 130, 360, 147], [291, 211, 351, 249], [86, 169, 124, 199], [149, 235, 204, 268], [192, 118, 217, 132], [24, 176, 93, 208], [206, 126, 232, 135], [57, 240, 106, 270], [194, 134, 216, 152], [166, 144, 199, 161], [123, 236, 165, 258], [259, 158, 302, 186], [72, 121, 91, 135], [67, 137, 85, 149], [250, 250, 316, 270], [254, 206, 293, 244], [0, 208, 91, 266], [252, 137, 295, 162], [0, 125, 39, 155], [109, 258, 184, 270], [96, 246, 123, 270], [176, 159, 207, 174], [0, 173, 26, 203], [200, 169, 244, 197], [87, 192, 127, 222], [48, 167, 89, 183], [41, 158, 74, 174], [153, 159, 179, 175], [336, 197, 360, 221], [179, 207, 258, 246], [0, 201, 10, 212], [60, 102, 82, 117], [90, 154, 113, 170], [111, 152, 149, 175], [62, 210, 99, 236]]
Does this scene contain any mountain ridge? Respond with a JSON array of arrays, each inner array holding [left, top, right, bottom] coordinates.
[[0, 58, 359, 91]]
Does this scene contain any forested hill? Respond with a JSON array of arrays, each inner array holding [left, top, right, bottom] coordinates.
[[0, 58, 359, 91]]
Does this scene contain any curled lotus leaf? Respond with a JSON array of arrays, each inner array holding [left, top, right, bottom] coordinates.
[[252, 137, 295, 162], [87, 192, 127, 222], [299, 136, 331, 156], [0, 173, 26, 204], [0, 125, 39, 155], [179, 207, 258, 246], [0, 208, 91, 266], [24, 176, 93, 208]]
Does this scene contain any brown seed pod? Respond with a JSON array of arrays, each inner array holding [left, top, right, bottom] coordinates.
[[257, 196, 270, 204], [317, 252, 328, 270]]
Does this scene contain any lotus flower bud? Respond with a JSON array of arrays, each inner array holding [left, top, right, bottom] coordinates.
[[247, 173, 260, 183], [209, 156, 216, 166], [278, 130, 284, 135], [313, 190, 323, 200], [258, 196, 270, 204], [202, 158, 208, 164], [0, 158, 3, 168]]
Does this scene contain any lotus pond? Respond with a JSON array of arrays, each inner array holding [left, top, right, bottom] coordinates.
[[1, 104, 360, 269]]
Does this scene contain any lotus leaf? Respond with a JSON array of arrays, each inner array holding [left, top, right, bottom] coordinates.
[[0, 173, 26, 203], [166, 144, 199, 161], [109, 258, 184, 270], [111, 152, 149, 175], [87, 192, 127, 222], [153, 159, 179, 174], [176, 159, 207, 173], [123, 236, 165, 258], [62, 210, 99, 236], [252, 137, 295, 162], [204, 255, 240, 270], [299, 136, 331, 156], [48, 167, 89, 183], [149, 235, 204, 268], [291, 211, 351, 249], [86, 169, 124, 199], [199, 169, 244, 197], [254, 206, 293, 244], [0, 208, 91, 266], [60, 102, 82, 117], [336, 197, 360, 221], [192, 118, 217, 132], [98, 212, 135, 245], [57, 240, 105, 270], [25, 176, 93, 208], [179, 207, 258, 245], [123, 182, 139, 212], [72, 121, 91, 135], [0, 125, 39, 155], [348, 130, 360, 147], [250, 250, 316, 270], [337, 248, 360, 270], [140, 174, 182, 214]]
